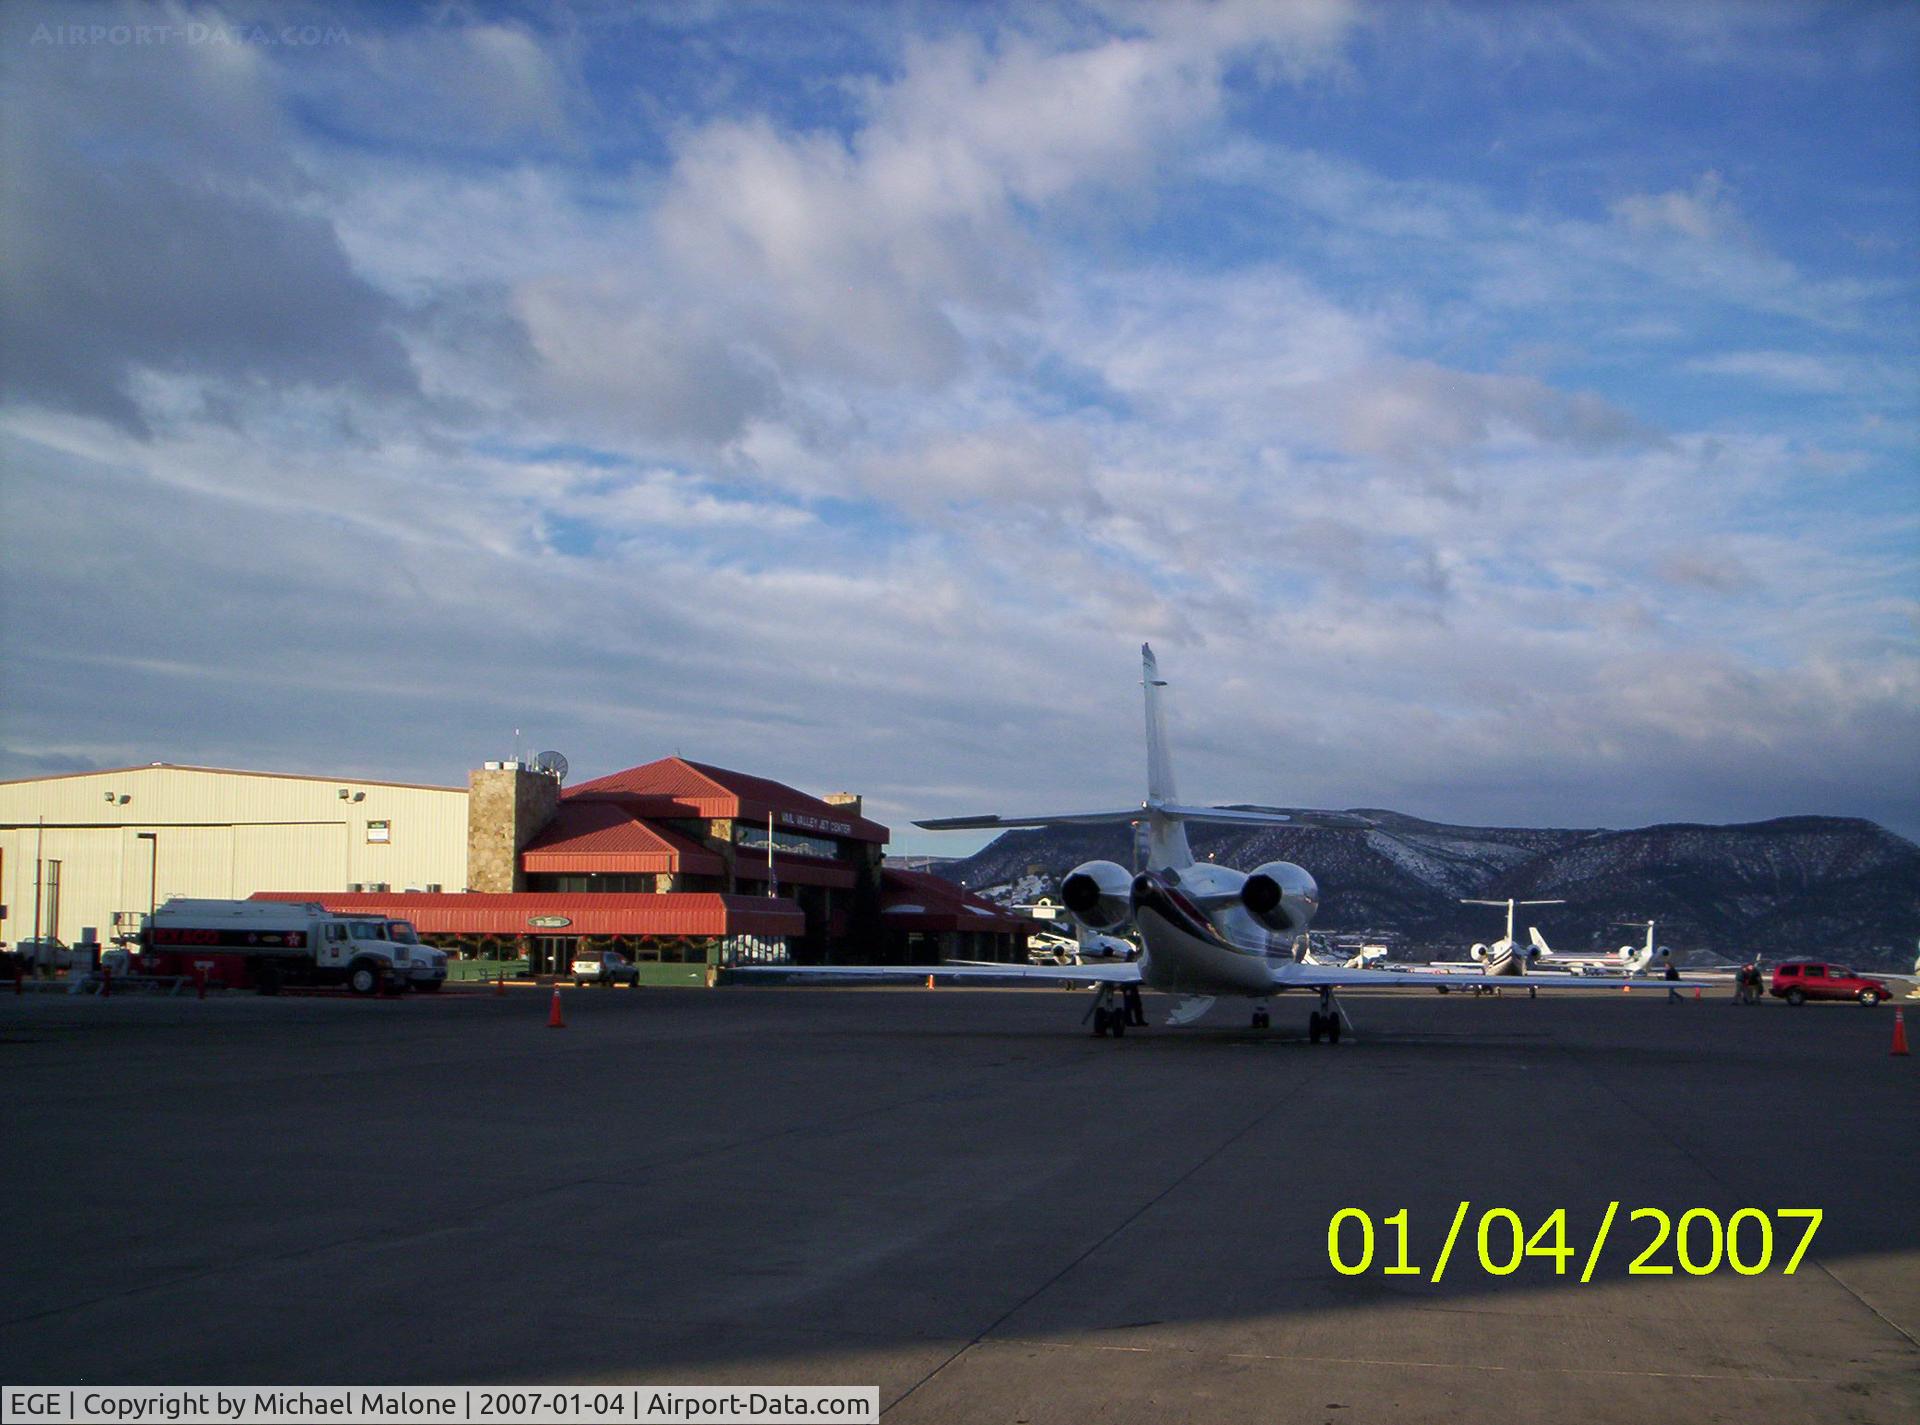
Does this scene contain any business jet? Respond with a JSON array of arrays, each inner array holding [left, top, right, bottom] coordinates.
[[732, 645, 1705, 1039], [1295, 934, 1389, 970], [1428, 898, 1566, 980]]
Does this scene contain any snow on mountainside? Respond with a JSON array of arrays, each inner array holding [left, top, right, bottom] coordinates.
[[934, 812, 1919, 965]]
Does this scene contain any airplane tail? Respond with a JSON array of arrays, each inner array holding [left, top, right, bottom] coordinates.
[[914, 645, 1370, 869], [1141, 643, 1192, 869], [1529, 926, 1551, 959]]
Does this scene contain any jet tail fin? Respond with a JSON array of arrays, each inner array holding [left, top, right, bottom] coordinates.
[[1143, 642, 1176, 805]]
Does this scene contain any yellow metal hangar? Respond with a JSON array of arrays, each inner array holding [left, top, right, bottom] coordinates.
[[0, 756, 1031, 982]]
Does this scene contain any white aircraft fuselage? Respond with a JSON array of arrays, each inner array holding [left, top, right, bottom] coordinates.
[[1131, 864, 1290, 997]]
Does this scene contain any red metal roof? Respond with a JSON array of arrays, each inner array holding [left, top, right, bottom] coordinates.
[[566, 757, 888, 843], [520, 801, 724, 875], [878, 869, 1032, 935], [250, 891, 804, 938]]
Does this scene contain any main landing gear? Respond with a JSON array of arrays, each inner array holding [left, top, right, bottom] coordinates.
[[1306, 988, 1347, 1045], [1090, 984, 1146, 1038]]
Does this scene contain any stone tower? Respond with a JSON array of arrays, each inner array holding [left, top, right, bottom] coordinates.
[[466, 763, 561, 893]]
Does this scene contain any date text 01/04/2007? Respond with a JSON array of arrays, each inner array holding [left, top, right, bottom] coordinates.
[[1327, 1205, 1821, 1282]]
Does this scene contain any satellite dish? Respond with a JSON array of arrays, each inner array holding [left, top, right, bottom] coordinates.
[[533, 750, 569, 783]]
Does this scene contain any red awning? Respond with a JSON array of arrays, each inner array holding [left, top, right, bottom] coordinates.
[[878, 869, 1032, 935], [250, 891, 804, 938]]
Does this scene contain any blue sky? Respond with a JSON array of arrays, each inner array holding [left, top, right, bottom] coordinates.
[[2, 0, 1916, 851]]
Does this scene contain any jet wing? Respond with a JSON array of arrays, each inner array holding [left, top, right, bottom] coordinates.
[[913, 805, 1374, 831], [1271, 964, 1714, 992], [724, 961, 1142, 986]]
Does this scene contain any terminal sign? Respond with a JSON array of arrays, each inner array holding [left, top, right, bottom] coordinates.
[[780, 810, 853, 836], [527, 915, 573, 929]]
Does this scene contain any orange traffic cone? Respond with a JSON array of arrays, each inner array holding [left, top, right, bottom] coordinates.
[[926, 974, 935, 989], [1693, 986, 1701, 1001], [494, 971, 506, 997], [1621, 984, 1631, 994], [1893, 1009, 1909, 1057], [548, 987, 566, 1029]]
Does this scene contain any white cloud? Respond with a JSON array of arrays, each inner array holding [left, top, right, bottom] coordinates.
[[1686, 350, 1846, 392], [1611, 170, 1744, 242]]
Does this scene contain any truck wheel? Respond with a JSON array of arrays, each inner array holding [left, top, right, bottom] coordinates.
[[415, 980, 442, 993], [1785, 988, 1805, 1006], [348, 961, 380, 996], [256, 965, 283, 997], [1859, 989, 1880, 1006]]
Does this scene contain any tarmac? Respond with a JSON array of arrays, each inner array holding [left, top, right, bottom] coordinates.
[[2, 982, 1915, 1423]]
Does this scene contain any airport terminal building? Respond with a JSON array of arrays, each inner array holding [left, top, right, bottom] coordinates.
[[0, 756, 1030, 981]]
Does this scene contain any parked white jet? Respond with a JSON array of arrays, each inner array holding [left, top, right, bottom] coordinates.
[[1427, 898, 1567, 978], [733, 645, 1706, 1038], [1295, 934, 1389, 970]]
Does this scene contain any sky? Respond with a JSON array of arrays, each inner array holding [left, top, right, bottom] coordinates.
[[1, 0, 1916, 855]]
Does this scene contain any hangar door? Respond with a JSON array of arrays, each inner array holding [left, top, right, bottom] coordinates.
[[232, 822, 349, 898]]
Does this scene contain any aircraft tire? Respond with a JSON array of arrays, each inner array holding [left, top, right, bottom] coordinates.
[[1308, 1011, 1323, 1043]]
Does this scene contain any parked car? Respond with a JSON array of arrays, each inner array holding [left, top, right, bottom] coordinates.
[[572, 947, 639, 987], [1769, 961, 1894, 1006]]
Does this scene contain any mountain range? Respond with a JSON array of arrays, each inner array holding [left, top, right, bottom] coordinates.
[[932, 812, 1920, 968]]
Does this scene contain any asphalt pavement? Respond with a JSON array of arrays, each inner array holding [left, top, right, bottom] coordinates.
[[2, 982, 1915, 1423]]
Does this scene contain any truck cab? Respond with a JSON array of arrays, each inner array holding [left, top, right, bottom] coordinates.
[[385, 920, 446, 991]]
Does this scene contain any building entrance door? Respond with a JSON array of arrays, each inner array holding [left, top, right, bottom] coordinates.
[[531, 936, 574, 977]]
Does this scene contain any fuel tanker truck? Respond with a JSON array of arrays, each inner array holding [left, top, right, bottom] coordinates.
[[138, 898, 420, 995]]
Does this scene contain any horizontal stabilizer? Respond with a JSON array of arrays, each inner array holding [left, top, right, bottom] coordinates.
[[1156, 803, 1373, 830], [913, 809, 1147, 831]]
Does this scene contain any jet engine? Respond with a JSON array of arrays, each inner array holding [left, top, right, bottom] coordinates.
[[1060, 859, 1133, 932], [1469, 943, 1491, 962], [1239, 861, 1320, 933]]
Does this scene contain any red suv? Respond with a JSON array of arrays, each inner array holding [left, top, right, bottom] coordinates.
[[1769, 961, 1894, 1007]]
